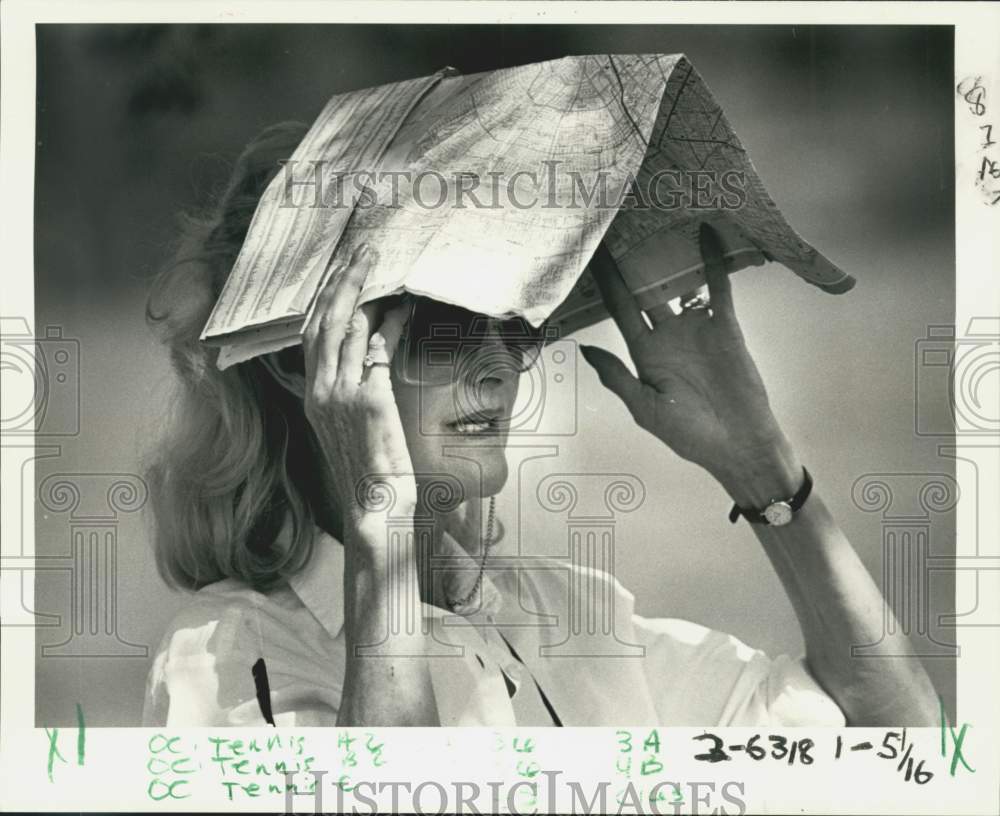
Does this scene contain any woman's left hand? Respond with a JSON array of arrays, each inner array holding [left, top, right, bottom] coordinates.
[[581, 223, 800, 500]]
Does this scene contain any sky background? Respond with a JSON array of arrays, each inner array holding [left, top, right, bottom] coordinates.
[[31, 24, 956, 725]]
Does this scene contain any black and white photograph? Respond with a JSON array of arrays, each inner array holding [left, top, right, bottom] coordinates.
[[2, 2, 997, 814]]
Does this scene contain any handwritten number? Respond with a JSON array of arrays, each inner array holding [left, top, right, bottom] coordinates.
[[513, 737, 535, 753], [769, 735, 788, 761], [363, 732, 385, 768], [877, 731, 901, 760], [958, 77, 987, 116], [958, 76, 999, 206], [693, 733, 731, 763], [978, 157, 1000, 181]]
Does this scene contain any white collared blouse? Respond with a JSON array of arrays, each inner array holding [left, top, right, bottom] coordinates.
[[143, 526, 846, 728]]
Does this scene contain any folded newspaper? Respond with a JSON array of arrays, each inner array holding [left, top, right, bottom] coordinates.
[[201, 54, 854, 369]]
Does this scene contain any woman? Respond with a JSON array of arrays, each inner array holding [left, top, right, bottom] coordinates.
[[142, 122, 939, 727]]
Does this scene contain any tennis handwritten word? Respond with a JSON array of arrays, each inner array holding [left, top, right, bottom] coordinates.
[[210, 734, 317, 801], [143, 732, 328, 802]]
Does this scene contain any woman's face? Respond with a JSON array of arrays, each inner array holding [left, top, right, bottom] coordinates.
[[392, 326, 521, 502]]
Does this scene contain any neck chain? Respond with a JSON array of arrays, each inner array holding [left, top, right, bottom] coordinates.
[[445, 495, 497, 612]]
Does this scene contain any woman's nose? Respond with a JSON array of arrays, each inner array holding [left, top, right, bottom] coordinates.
[[482, 319, 505, 347], [458, 324, 519, 399], [473, 322, 518, 381]]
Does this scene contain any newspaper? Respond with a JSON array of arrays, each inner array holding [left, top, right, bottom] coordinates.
[[200, 54, 855, 369]]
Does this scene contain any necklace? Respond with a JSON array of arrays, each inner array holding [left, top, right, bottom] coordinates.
[[445, 495, 497, 612]]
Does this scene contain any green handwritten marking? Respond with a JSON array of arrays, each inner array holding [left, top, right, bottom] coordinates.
[[364, 731, 385, 767], [939, 696, 975, 776], [75, 703, 85, 765], [44, 728, 66, 783], [640, 756, 664, 776], [669, 783, 685, 805], [513, 737, 534, 753]]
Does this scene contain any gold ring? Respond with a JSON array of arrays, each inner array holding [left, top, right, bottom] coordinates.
[[362, 353, 391, 368]]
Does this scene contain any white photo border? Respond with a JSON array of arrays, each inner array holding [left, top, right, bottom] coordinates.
[[2, 2, 997, 814]]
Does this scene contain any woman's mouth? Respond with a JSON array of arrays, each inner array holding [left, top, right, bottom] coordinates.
[[446, 409, 505, 435]]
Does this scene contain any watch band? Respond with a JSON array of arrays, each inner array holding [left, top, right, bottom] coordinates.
[[728, 466, 813, 526]]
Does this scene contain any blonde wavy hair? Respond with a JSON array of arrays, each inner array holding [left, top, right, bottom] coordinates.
[[145, 120, 506, 592], [144, 121, 322, 591]]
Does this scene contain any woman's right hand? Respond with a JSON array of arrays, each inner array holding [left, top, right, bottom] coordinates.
[[303, 245, 440, 725], [301, 243, 414, 542]]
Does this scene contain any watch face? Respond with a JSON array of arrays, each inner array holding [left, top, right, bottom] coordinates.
[[764, 501, 794, 526]]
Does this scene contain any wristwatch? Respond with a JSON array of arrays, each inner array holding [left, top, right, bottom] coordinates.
[[728, 467, 813, 526]]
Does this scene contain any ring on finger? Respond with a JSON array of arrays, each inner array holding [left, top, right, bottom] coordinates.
[[644, 304, 674, 326], [363, 333, 392, 368], [680, 292, 712, 314]]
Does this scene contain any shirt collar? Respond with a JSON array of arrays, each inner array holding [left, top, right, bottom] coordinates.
[[287, 519, 505, 641]]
